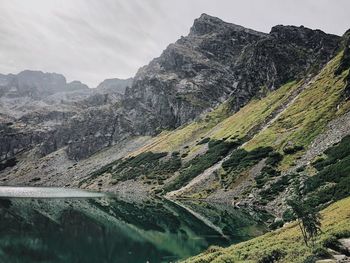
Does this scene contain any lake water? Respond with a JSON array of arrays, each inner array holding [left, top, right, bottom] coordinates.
[[0, 187, 266, 263]]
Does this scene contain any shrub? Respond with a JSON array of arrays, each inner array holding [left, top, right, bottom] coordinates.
[[322, 236, 339, 250], [197, 137, 210, 145], [260, 174, 295, 201], [222, 147, 273, 172], [181, 153, 188, 158], [221, 147, 274, 189], [312, 135, 350, 170], [265, 152, 283, 166], [89, 151, 180, 184], [269, 219, 284, 230], [311, 156, 326, 170], [255, 166, 280, 188], [303, 255, 317, 263], [323, 235, 350, 256], [312, 247, 332, 259], [258, 249, 286, 263], [261, 166, 280, 177], [172, 151, 180, 157], [283, 145, 304, 155], [164, 139, 240, 192], [304, 136, 350, 207], [334, 230, 350, 239], [282, 208, 296, 222], [0, 157, 18, 171], [296, 165, 306, 173]]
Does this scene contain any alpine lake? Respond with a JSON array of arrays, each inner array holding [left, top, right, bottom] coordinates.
[[0, 187, 267, 263]]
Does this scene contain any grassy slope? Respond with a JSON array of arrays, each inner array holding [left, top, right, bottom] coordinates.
[[131, 80, 299, 156], [183, 197, 350, 263], [244, 52, 348, 152], [178, 52, 350, 263], [127, 52, 348, 185], [104, 52, 349, 198], [209, 81, 298, 140], [132, 52, 348, 162], [131, 102, 231, 155]]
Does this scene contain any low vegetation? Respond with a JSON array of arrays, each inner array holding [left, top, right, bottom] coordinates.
[[304, 135, 350, 208], [130, 81, 299, 160], [220, 147, 274, 188], [163, 139, 241, 193], [0, 157, 17, 172], [222, 147, 273, 172], [131, 102, 231, 154], [259, 174, 296, 202], [210, 81, 299, 140], [182, 197, 350, 263], [89, 151, 181, 184], [245, 52, 348, 154], [283, 145, 304, 155], [255, 165, 281, 189]]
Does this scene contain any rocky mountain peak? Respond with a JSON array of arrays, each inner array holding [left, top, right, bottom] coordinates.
[[96, 78, 133, 95], [269, 25, 340, 44], [16, 70, 67, 89], [189, 13, 264, 37], [335, 28, 350, 76], [0, 70, 93, 98], [189, 13, 224, 35], [341, 28, 350, 47], [66, 80, 90, 91]]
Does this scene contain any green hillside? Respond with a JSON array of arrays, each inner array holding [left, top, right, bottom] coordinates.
[[182, 197, 350, 263], [87, 50, 350, 204]]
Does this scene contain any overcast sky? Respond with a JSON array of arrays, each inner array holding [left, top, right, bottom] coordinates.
[[0, 0, 349, 87]]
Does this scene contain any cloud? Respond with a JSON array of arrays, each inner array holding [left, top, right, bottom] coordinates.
[[0, 0, 349, 87]]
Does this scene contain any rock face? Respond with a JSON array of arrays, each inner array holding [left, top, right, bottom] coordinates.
[[122, 14, 267, 133], [0, 70, 91, 118], [230, 25, 341, 109], [0, 70, 133, 161], [336, 29, 350, 75], [96, 78, 133, 95], [121, 14, 340, 136], [0, 14, 343, 165]]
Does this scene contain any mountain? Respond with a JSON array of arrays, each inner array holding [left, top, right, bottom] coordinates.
[[95, 78, 133, 95], [57, 14, 340, 159], [0, 70, 132, 163], [0, 14, 349, 225], [121, 14, 340, 136], [79, 35, 349, 210], [0, 70, 90, 117], [6, 15, 340, 162]]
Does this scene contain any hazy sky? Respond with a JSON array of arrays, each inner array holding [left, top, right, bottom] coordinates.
[[0, 0, 349, 87]]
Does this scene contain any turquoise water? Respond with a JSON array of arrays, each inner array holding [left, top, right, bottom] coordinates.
[[0, 187, 266, 263]]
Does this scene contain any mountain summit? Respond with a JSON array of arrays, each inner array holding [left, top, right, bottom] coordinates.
[[190, 13, 265, 37]]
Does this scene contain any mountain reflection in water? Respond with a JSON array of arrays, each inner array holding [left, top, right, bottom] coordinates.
[[0, 187, 266, 263]]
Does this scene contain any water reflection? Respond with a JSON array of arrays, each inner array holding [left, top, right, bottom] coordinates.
[[0, 195, 266, 262]]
